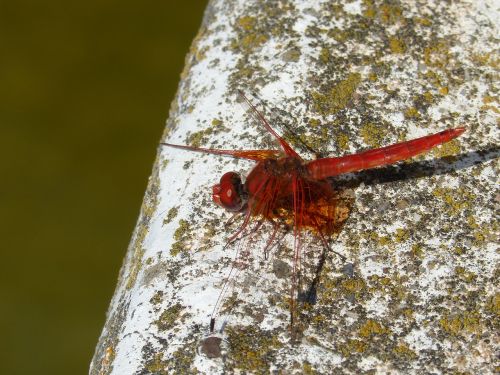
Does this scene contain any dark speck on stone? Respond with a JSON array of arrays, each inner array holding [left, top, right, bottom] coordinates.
[[343, 263, 354, 277], [273, 259, 291, 279], [200, 337, 222, 359], [345, 293, 356, 304]]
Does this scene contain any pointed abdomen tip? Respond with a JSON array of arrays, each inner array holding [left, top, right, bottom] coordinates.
[[454, 127, 466, 136]]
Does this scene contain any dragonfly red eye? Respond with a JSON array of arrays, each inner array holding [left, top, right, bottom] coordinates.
[[212, 172, 244, 212]]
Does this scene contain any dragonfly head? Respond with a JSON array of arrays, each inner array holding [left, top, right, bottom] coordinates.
[[212, 172, 246, 212]]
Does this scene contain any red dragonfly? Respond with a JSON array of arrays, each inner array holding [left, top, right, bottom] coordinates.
[[162, 92, 465, 332]]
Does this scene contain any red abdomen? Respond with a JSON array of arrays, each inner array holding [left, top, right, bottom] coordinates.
[[307, 127, 465, 180]]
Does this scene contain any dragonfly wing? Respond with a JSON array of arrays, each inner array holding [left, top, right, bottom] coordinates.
[[237, 90, 301, 159], [161, 142, 280, 161]]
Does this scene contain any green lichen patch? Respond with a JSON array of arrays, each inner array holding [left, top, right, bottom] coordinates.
[[359, 122, 388, 148], [393, 343, 416, 358], [143, 340, 198, 374], [336, 132, 350, 152], [302, 362, 320, 375], [367, 274, 408, 301], [455, 266, 477, 283], [156, 303, 183, 331], [144, 352, 168, 375], [282, 45, 301, 62], [318, 271, 367, 304], [410, 243, 424, 258], [162, 206, 179, 226], [171, 219, 193, 257], [485, 294, 500, 317], [226, 326, 283, 373], [161, 158, 170, 171], [362, 0, 403, 24], [211, 118, 223, 127], [124, 153, 161, 290], [358, 319, 390, 338], [319, 47, 331, 64], [311, 73, 362, 116], [339, 339, 367, 357], [393, 228, 410, 243], [150, 290, 164, 306], [439, 311, 482, 336], [424, 41, 451, 69], [185, 116, 229, 148], [170, 341, 198, 374], [404, 106, 421, 120], [432, 187, 475, 216], [186, 128, 213, 148], [228, 1, 298, 92], [389, 37, 406, 54], [126, 246, 146, 290], [230, 3, 296, 54], [432, 139, 462, 158]]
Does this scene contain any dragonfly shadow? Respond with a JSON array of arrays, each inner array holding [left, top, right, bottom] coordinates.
[[331, 145, 500, 188], [295, 145, 498, 330]]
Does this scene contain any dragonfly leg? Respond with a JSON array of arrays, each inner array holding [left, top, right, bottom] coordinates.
[[210, 235, 249, 333], [262, 219, 281, 260], [224, 211, 243, 228], [226, 210, 252, 244]]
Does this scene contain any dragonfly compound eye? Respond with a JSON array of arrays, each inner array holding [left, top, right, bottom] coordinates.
[[212, 172, 244, 212]]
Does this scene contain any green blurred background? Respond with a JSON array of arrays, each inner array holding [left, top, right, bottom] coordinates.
[[0, 1, 208, 374]]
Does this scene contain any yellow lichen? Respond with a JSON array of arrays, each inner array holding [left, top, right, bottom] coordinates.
[[237, 16, 256, 31], [309, 118, 321, 128], [156, 303, 183, 331], [486, 294, 500, 316], [126, 246, 145, 289], [360, 122, 387, 148], [389, 37, 406, 54], [150, 290, 164, 305], [455, 266, 477, 283], [171, 219, 192, 256], [302, 362, 319, 375], [394, 228, 409, 243], [411, 243, 424, 258], [439, 86, 449, 95], [379, 4, 403, 24], [339, 339, 367, 356], [359, 319, 390, 338], [432, 139, 461, 158], [240, 33, 268, 51], [227, 326, 282, 373], [180, 27, 208, 80], [471, 52, 500, 69], [424, 41, 450, 69], [163, 206, 179, 226], [336, 132, 349, 151], [432, 187, 475, 215], [342, 277, 366, 294], [404, 107, 421, 119], [311, 73, 362, 115], [369, 231, 391, 246], [319, 47, 330, 63], [439, 311, 482, 335], [145, 353, 168, 374], [414, 17, 432, 26], [393, 344, 416, 358], [423, 91, 434, 103]]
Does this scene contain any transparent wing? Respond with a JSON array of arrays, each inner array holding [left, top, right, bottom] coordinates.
[[237, 90, 301, 159], [161, 142, 281, 161]]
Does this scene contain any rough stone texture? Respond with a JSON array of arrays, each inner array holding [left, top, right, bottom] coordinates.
[[90, 0, 499, 374]]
